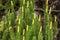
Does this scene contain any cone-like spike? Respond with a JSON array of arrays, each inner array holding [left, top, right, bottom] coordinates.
[[27, 1, 29, 7], [26, 25, 28, 31], [54, 15, 57, 22], [11, 1, 13, 6], [32, 19, 34, 25], [49, 7, 52, 14], [40, 26, 42, 32], [50, 21, 52, 29]]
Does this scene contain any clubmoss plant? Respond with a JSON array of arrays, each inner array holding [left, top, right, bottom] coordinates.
[[0, 0, 58, 40]]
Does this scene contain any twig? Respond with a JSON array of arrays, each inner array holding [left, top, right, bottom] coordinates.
[[35, 8, 60, 12], [57, 28, 60, 31], [49, 0, 59, 7]]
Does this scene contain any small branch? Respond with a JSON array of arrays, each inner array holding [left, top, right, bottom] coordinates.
[[34, 8, 44, 12], [49, 0, 58, 7], [35, 8, 60, 12], [57, 28, 60, 31]]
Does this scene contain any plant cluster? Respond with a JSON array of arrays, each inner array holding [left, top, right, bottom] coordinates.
[[0, 0, 58, 40]]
